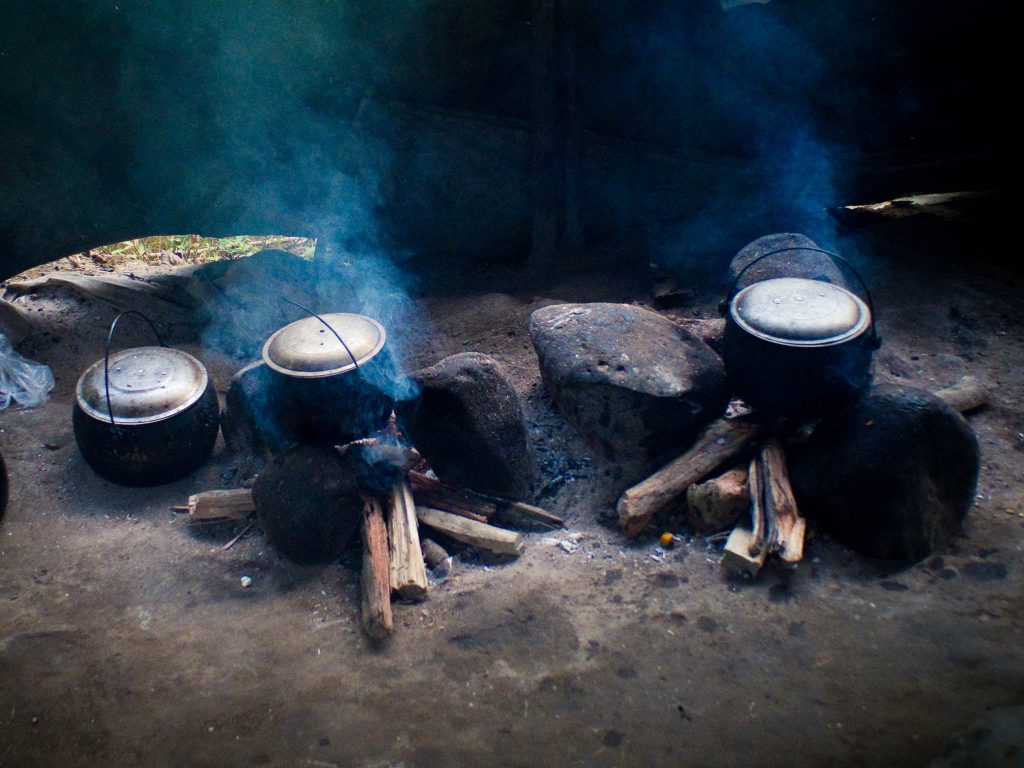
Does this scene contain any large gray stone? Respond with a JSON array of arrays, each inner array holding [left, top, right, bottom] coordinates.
[[407, 352, 533, 498], [528, 303, 728, 461], [789, 384, 980, 562]]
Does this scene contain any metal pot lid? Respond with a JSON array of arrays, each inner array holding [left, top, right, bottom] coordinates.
[[76, 347, 209, 425], [262, 313, 386, 378], [730, 277, 871, 348]]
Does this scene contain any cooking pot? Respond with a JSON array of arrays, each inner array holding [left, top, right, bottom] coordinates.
[[73, 311, 220, 486], [722, 247, 880, 421], [261, 310, 397, 444]]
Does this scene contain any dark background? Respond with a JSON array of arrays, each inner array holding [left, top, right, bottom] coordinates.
[[0, 0, 1013, 278]]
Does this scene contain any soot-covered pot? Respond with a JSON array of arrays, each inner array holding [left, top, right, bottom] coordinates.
[[261, 312, 396, 444], [722, 248, 880, 421], [73, 312, 220, 486]]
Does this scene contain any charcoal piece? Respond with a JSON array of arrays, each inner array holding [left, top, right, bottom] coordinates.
[[528, 302, 727, 462], [252, 444, 362, 564], [728, 233, 851, 292], [789, 384, 980, 562], [407, 352, 532, 498]]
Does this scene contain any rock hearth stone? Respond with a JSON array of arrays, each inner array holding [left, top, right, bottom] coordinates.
[[728, 233, 850, 291], [528, 303, 728, 461], [789, 384, 980, 562], [408, 352, 533, 498], [252, 444, 363, 564], [220, 361, 294, 459]]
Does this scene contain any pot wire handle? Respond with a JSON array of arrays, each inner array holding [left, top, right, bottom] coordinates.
[[277, 297, 360, 371], [728, 246, 880, 348], [103, 310, 167, 426]]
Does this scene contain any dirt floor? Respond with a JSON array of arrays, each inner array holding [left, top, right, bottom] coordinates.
[[1, 219, 1022, 767]]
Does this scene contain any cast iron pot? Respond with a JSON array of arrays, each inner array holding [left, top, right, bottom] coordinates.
[[73, 312, 220, 486], [261, 311, 397, 445], [722, 247, 881, 421]]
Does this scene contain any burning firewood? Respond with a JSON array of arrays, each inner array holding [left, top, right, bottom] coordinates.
[[407, 470, 563, 530], [360, 497, 393, 643], [415, 506, 524, 557], [387, 480, 428, 602], [617, 417, 760, 537]]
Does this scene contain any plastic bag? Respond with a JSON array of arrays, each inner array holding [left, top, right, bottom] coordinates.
[[0, 332, 55, 410]]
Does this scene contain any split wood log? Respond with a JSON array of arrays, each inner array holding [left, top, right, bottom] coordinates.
[[408, 470, 564, 529], [415, 506, 524, 557], [173, 488, 255, 521], [387, 480, 428, 602], [617, 418, 760, 537], [360, 497, 393, 643], [685, 466, 748, 534], [934, 376, 988, 414], [721, 458, 767, 578], [759, 441, 806, 564]]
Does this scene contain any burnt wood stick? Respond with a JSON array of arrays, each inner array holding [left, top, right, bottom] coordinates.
[[174, 488, 255, 521], [721, 458, 767, 578], [617, 418, 760, 537], [407, 470, 564, 529], [760, 440, 806, 564], [387, 480, 428, 602], [415, 506, 525, 557], [360, 497, 393, 643], [934, 376, 988, 413]]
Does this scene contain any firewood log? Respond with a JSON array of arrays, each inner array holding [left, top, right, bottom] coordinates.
[[934, 376, 988, 414], [387, 480, 428, 602], [173, 488, 255, 521], [759, 440, 805, 564], [360, 497, 393, 643], [721, 457, 767, 578], [415, 506, 524, 557]]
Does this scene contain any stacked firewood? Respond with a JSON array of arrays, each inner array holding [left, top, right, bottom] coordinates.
[[615, 377, 988, 577], [176, 459, 563, 643]]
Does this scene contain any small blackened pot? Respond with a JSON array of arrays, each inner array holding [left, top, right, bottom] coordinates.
[[73, 312, 220, 486], [722, 248, 880, 422], [261, 312, 395, 445]]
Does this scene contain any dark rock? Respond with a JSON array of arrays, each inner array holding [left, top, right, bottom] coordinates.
[[728, 233, 851, 292], [528, 302, 727, 461], [252, 444, 363, 564], [220, 361, 294, 458], [408, 352, 533, 498], [789, 384, 980, 562]]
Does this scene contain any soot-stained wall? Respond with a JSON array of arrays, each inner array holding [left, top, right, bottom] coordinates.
[[0, 1, 1010, 279]]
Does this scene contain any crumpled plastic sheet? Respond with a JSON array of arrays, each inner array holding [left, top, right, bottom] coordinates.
[[0, 332, 55, 410]]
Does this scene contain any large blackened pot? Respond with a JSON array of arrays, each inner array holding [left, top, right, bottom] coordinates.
[[261, 312, 396, 445], [73, 313, 220, 485], [722, 248, 880, 421]]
